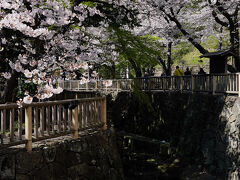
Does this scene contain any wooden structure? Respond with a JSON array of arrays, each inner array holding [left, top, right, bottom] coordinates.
[[200, 49, 234, 74], [58, 79, 133, 92], [59, 74, 240, 96], [0, 97, 107, 152]]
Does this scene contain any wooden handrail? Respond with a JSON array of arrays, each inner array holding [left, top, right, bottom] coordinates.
[[0, 97, 106, 152]]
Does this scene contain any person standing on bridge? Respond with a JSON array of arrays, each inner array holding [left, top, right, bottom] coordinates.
[[184, 67, 192, 89], [198, 68, 206, 75], [184, 67, 191, 76], [198, 68, 206, 90], [173, 66, 184, 90], [173, 66, 184, 76]]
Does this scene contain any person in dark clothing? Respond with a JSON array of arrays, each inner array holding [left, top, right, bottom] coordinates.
[[184, 67, 191, 89], [198, 68, 206, 75], [184, 67, 191, 75], [198, 68, 206, 90]]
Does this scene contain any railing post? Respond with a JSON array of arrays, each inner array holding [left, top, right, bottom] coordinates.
[[191, 75, 195, 93], [86, 81, 89, 90], [70, 81, 72, 90], [148, 78, 151, 91], [212, 75, 217, 95], [129, 80, 132, 90], [25, 106, 32, 152], [238, 73, 240, 97], [102, 97, 107, 130], [95, 81, 98, 90], [72, 106, 79, 139], [117, 80, 120, 92], [180, 76, 183, 92]]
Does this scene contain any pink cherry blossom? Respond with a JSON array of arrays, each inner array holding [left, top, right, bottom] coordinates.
[[23, 95, 33, 104], [2, 72, 11, 79], [24, 70, 33, 78]]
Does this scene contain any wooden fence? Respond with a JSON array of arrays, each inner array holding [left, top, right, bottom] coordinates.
[[58, 79, 133, 92], [0, 97, 106, 151], [59, 73, 240, 96]]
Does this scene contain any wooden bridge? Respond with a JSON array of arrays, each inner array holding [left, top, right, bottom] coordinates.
[[1, 73, 240, 151], [59, 73, 240, 96], [0, 97, 106, 151]]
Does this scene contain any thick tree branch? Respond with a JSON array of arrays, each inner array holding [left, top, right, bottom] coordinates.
[[212, 10, 228, 27], [162, 11, 208, 54]]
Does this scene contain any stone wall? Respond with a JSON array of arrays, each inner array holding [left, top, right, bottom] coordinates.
[[0, 128, 124, 180], [108, 92, 240, 179]]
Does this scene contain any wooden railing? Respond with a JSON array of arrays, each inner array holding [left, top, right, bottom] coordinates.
[[59, 73, 240, 96], [0, 97, 106, 151], [58, 79, 133, 92], [135, 73, 240, 96]]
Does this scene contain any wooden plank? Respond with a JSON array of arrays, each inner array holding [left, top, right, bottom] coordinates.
[[25, 106, 32, 152], [86, 101, 90, 127], [83, 102, 87, 128], [46, 106, 50, 135], [89, 101, 93, 126], [1, 109, 6, 138], [40, 106, 45, 136], [68, 108, 71, 130], [18, 108, 23, 140], [34, 107, 39, 139], [10, 108, 15, 142], [78, 103, 82, 129], [62, 107, 65, 132], [58, 105, 62, 133], [102, 97, 107, 130], [93, 100, 97, 125], [52, 105, 56, 134], [97, 100, 102, 125], [72, 106, 78, 139]]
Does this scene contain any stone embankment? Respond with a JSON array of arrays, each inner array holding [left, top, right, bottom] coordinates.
[[0, 128, 124, 180]]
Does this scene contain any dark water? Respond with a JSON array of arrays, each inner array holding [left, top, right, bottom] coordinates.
[[117, 133, 182, 180], [122, 152, 182, 180]]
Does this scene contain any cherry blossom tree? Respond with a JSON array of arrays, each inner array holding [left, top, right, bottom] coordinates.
[[0, 0, 138, 104], [136, 0, 240, 71]]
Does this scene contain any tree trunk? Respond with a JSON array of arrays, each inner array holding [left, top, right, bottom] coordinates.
[[128, 58, 142, 77], [166, 15, 209, 55], [2, 71, 19, 103], [167, 42, 172, 76], [229, 17, 240, 71], [157, 42, 173, 76]]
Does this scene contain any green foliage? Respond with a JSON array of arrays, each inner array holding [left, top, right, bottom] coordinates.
[[182, 49, 208, 65], [107, 27, 164, 77], [80, 1, 96, 7], [175, 33, 230, 66], [15, 78, 38, 100], [132, 81, 154, 113], [141, 34, 162, 41], [172, 42, 193, 64], [69, 24, 82, 30]]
